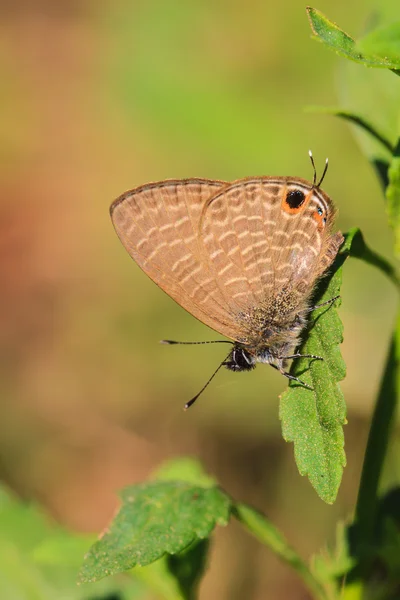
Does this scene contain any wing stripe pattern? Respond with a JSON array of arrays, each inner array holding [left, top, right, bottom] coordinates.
[[111, 176, 342, 342], [111, 179, 244, 339]]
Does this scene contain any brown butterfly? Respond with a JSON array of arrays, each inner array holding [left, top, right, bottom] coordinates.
[[111, 153, 344, 408]]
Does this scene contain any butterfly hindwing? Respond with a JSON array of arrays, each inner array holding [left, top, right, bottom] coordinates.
[[200, 178, 338, 318]]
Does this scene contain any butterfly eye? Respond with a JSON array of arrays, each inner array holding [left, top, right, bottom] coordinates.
[[285, 189, 305, 210]]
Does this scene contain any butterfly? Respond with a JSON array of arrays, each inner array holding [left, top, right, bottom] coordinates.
[[111, 152, 344, 408]]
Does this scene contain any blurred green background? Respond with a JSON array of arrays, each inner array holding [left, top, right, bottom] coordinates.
[[1, 0, 400, 598]]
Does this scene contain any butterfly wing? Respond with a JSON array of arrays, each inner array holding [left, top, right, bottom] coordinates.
[[200, 177, 342, 318], [111, 177, 342, 343], [111, 178, 245, 340]]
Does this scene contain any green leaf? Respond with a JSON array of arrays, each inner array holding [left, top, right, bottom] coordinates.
[[386, 139, 400, 256], [279, 231, 355, 504], [311, 521, 355, 587], [357, 22, 400, 70], [78, 481, 231, 583], [307, 7, 400, 69], [312, 483, 400, 595], [280, 227, 400, 504], [320, 489, 400, 598]]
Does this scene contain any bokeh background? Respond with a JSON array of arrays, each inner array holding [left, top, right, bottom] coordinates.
[[1, 0, 400, 598]]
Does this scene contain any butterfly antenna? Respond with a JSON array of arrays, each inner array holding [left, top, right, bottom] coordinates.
[[309, 149, 317, 186], [184, 353, 231, 410], [160, 339, 233, 345], [309, 151, 329, 188], [317, 157, 329, 188]]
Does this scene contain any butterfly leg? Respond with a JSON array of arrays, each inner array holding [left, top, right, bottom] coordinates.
[[279, 369, 312, 389], [160, 339, 233, 345], [304, 295, 340, 314], [280, 353, 323, 361], [270, 364, 312, 389]]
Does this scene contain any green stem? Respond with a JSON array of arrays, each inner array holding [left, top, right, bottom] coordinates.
[[354, 306, 400, 562], [233, 502, 328, 600]]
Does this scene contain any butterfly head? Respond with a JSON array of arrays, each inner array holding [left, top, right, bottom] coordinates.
[[223, 345, 255, 372]]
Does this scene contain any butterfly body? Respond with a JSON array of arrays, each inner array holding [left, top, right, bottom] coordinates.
[[111, 171, 343, 391]]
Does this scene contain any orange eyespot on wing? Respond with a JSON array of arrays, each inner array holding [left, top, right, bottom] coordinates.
[[281, 189, 307, 214]]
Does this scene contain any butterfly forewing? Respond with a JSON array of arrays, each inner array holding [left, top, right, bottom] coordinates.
[[111, 179, 244, 339]]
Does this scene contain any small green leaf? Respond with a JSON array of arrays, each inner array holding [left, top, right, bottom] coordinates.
[[78, 481, 231, 583], [357, 22, 400, 69], [386, 139, 400, 256], [311, 521, 355, 583], [307, 7, 400, 69], [279, 231, 356, 504]]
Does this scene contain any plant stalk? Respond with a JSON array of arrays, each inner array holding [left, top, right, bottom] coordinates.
[[233, 502, 329, 600], [354, 307, 400, 562]]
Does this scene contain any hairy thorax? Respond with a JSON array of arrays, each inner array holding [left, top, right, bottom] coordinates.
[[225, 288, 312, 372]]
